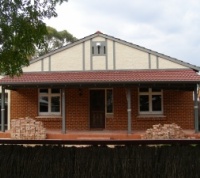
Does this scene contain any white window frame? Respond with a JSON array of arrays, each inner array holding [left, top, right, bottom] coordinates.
[[139, 88, 163, 115], [38, 88, 61, 116]]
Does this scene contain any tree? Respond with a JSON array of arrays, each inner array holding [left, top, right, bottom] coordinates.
[[0, 0, 68, 76], [35, 26, 77, 57]]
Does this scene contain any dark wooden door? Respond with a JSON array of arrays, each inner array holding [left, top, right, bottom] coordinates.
[[90, 90, 105, 129]]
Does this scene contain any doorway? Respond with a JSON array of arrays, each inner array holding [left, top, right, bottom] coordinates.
[[90, 90, 105, 129]]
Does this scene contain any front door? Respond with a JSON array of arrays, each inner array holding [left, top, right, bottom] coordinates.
[[90, 90, 105, 129]]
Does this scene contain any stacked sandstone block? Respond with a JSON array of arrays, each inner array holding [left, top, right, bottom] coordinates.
[[10, 117, 46, 140], [142, 123, 185, 139]]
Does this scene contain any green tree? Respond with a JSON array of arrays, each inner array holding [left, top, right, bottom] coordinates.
[[0, 0, 68, 76], [35, 26, 77, 57]]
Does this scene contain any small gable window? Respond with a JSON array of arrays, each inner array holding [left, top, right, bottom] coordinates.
[[97, 44, 101, 54], [104, 46, 106, 54], [91, 41, 107, 56], [92, 46, 94, 54]]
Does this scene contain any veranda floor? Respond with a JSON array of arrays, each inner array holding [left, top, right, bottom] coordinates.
[[0, 129, 200, 140]]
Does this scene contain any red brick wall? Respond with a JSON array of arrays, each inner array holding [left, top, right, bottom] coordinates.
[[106, 88, 194, 130], [106, 88, 127, 130], [10, 89, 38, 119], [66, 88, 89, 130], [10, 89, 62, 129], [131, 88, 194, 130], [10, 87, 194, 131]]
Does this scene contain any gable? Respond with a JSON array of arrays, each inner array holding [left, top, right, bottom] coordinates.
[[158, 57, 187, 69], [115, 43, 187, 70], [23, 32, 197, 73], [51, 44, 83, 71], [115, 42, 149, 69]]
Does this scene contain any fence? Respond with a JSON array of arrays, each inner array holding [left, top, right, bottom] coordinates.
[[0, 142, 200, 178]]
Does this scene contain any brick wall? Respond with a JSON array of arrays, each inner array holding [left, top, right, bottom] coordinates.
[[106, 88, 127, 130], [106, 88, 194, 130], [10, 89, 38, 119], [10, 89, 62, 129], [66, 88, 89, 130], [131, 88, 194, 130], [10, 87, 194, 131]]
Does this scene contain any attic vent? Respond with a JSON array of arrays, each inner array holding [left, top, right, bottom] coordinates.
[[91, 41, 107, 56]]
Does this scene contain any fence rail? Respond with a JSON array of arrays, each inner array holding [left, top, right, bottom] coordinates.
[[1, 139, 200, 145]]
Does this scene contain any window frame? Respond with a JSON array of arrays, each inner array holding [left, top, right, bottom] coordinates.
[[38, 88, 61, 116], [138, 88, 163, 115]]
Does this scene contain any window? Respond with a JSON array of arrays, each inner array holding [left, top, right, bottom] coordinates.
[[91, 41, 107, 56], [106, 89, 113, 114], [97, 45, 101, 54], [139, 88, 163, 114], [104, 46, 106, 54], [39, 89, 61, 115]]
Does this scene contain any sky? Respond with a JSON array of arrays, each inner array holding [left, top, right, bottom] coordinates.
[[44, 0, 200, 67]]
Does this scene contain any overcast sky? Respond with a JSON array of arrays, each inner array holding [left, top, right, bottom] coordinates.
[[44, 0, 200, 67]]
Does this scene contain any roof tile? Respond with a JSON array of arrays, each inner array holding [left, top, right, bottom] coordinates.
[[0, 69, 200, 85]]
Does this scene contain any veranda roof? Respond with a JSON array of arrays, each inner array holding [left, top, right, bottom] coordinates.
[[0, 69, 200, 89]]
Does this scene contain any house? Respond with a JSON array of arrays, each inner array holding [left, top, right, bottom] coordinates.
[[0, 31, 200, 134]]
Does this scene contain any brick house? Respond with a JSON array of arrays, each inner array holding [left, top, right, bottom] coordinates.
[[1, 31, 200, 134]]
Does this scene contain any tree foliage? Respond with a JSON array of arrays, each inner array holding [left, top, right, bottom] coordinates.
[[35, 26, 77, 57], [0, 0, 68, 76]]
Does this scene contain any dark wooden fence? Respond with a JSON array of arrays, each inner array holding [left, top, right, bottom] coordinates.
[[0, 139, 200, 178]]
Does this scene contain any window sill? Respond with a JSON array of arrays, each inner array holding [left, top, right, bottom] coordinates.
[[137, 114, 166, 120], [106, 113, 114, 118], [35, 115, 62, 119], [137, 114, 165, 117]]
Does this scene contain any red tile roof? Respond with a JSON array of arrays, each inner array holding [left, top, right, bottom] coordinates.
[[0, 69, 200, 86]]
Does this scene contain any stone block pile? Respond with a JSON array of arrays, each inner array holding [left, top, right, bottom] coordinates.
[[142, 123, 186, 139], [10, 117, 46, 140]]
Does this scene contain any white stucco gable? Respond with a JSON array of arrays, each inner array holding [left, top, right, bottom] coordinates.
[[23, 32, 199, 72]]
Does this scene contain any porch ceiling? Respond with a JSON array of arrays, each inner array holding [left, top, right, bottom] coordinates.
[[0, 69, 200, 90]]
